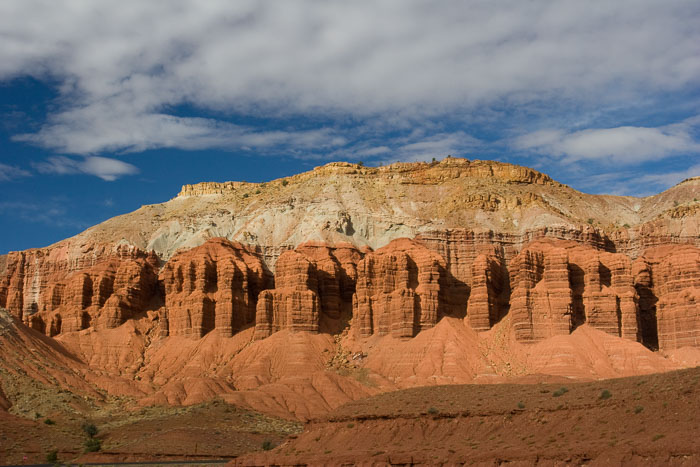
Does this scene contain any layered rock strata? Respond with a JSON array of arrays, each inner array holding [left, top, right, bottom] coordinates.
[[253, 243, 364, 339], [160, 238, 269, 338], [509, 241, 640, 343], [633, 245, 700, 350], [353, 238, 445, 338], [0, 244, 159, 336]]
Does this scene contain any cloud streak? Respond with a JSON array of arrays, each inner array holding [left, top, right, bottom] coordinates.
[[0, 1, 698, 157], [513, 118, 700, 165], [33, 156, 139, 181], [0, 162, 30, 181]]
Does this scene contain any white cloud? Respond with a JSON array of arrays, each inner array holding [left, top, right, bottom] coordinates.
[[0, 1, 698, 155], [636, 164, 700, 188], [33, 156, 139, 181], [14, 108, 345, 155], [324, 130, 483, 164], [514, 118, 700, 164], [0, 163, 30, 181]]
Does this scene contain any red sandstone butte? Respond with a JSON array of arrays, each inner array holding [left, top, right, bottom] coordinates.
[[352, 238, 445, 338], [633, 244, 700, 350], [0, 243, 158, 336], [160, 238, 269, 338]]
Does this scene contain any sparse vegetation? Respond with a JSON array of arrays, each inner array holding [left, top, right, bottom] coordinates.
[[517, 401, 525, 409], [82, 422, 98, 438], [44, 418, 56, 425], [255, 189, 261, 194], [281, 179, 289, 186], [587, 218, 594, 225], [84, 437, 102, 452], [46, 450, 58, 463], [623, 223, 630, 228], [552, 387, 569, 397], [599, 389, 612, 400], [652, 434, 665, 442], [243, 193, 249, 198], [427, 407, 439, 415], [262, 439, 274, 451], [634, 406, 644, 414]]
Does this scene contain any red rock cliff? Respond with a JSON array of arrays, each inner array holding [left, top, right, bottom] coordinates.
[[159, 238, 269, 338]]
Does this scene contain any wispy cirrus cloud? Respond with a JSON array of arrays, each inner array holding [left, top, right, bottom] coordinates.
[[32, 156, 139, 181], [0, 162, 30, 181]]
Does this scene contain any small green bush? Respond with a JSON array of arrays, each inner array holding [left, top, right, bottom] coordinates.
[[82, 422, 98, 438], [46, 450, 58, 463], [262, 440, 274, 451], [599, 389, 612, 400], [427, 407, 439, 415], [44, 418, 56, 425], [242, 193, 249, 198], [517, 401, 525, 409], [552, 387, 569, 397], [281, 180, 289, 186], [84, 438, 101, 452], [634, 406, 644, 414]]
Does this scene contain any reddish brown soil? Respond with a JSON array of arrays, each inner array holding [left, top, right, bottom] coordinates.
[[0, 400, 300, 465], [236, 367, 700, 466]]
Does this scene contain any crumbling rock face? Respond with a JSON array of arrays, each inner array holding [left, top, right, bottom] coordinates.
[[0, 244, 159, 336], [254, 251, 320, 339], [352, 238, 445, 338], [466, 251, 509, 331], [509, 241, 639, 343], [160, 238, 269, 338], [254, 243, 364, 339], [633, 245, 700, 350]]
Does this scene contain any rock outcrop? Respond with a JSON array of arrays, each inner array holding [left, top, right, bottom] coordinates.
[[352, 238, 445, 338], [633, 245, 700, 350], [466, 251, 509, 331], [0, 244, 159, 336], [254, 243, 364, 339], [509, 241, 640, 343], [160, 238, 269, 338]]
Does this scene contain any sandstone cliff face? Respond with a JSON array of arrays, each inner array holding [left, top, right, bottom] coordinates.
[[466, 251, 509, 331], [352, 238, 445, 338], [254, 243, 364, 339], [159, 238, 269, 338], [633, 245, 700, 350], [0, 244, 159, 336], [509, 241, 639, 344]]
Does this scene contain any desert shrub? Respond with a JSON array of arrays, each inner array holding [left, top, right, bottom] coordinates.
[[242, 193, 249, 198], [262, 440, 274, 451], [84, 438, 101, 452], [634, 406, 644, 414], [517, 401, 525, 409], [46, 450, 58, 463], [44, 418, 56, 425], [82, 422, 98, 438], [552, 387, 569, 397], [599, 389, 612, 400], [427, 407, 439, 415], [281, 180, 289, 186], [255, 189, 261, 194]]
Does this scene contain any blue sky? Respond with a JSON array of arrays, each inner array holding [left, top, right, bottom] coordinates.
[[1, 0, 699, 254]]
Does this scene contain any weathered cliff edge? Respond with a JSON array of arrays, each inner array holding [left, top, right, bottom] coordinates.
[[0, 159, 698, 419]]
